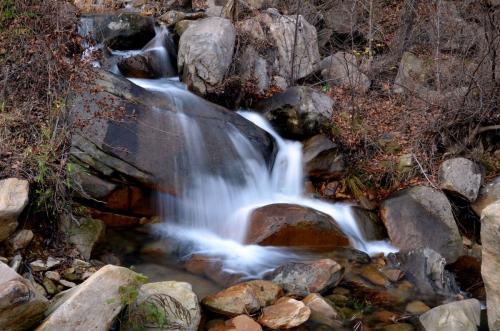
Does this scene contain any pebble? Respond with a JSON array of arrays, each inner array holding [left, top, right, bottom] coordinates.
[[59, 279, 77, 288], [45, 271, 61, 281], [405, 300, 431, 315]]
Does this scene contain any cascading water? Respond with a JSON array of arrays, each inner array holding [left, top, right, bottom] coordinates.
[[93, 26, 396, 278]]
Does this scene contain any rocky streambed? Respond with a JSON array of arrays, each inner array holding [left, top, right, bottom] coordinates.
[[0, 1, 499, 331]]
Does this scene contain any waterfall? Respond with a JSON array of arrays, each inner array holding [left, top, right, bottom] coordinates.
[[98, 26, 396, 277]]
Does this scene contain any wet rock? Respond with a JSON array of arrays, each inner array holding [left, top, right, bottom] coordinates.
[[270, 259, 344, 297], [9, 254, 22, 272], [380, 186, 462, 263], [481, 202, 500, 331], [258, 297, 311, 329], [387, 248, 460, 300], [36, 265, 146, 331], [324, 247, 371, 266], [472, 176, 500, 216], [246, 203, 349, 251], [0, 178, 29, 242], [178, 17, 235, 95], [303, 135, 345, 179], [255, 86, 333, 140], [70, 69, 276, 225], [82, 13, 155, 50], [8, 229, 33, 251], [351, 207, 387, 241], [419, 299, 480, 331], [202, 280, 282, 317], [360, 265, 389, 287], [158, 10, 206, 27], [117, 54, 157, 79], [303, 293, 340, 327], [438, 158, 482, 201], [224, 315, 262, 331], [405, 300, 430, 314], [124, 281, 201, 331], [62, 217, 104, 260], [0, 261, 48, 331], [320, 52, 371, 93]]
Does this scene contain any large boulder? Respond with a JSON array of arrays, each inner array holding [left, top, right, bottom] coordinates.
[[418, 299, 481, 331], [320, 52, 371, 93], [256, 9, 319, 82], [472, 177, 500, 216], [178, 17, 235, 95], [438, 158, 482, 201], [0, 178, 29, 242], [0, 262, 48, 331], [380, 186, 463, 263], [36, 265, 145, 331], [123, 281, 201, 331], [481, 202, 500, 331], [269, 259, 344, 297], [245, 203, 349, 251], [255, 86, 334, 140], [69, 69, 276, 226], [80, 13, 156, 50]]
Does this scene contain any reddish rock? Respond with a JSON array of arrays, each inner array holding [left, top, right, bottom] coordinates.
[[258, 297, 311, 329], [224, 315, 262, 331], [202, 280, 283, 317], [270, 259, 344, 297], [184, 254, 245, 286], [246, 203, 349, 251]]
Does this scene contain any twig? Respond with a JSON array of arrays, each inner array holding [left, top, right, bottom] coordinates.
[[412, 153, 437, 188]]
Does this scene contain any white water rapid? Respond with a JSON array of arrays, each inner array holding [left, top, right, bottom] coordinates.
[[90, 25, 396, 278]]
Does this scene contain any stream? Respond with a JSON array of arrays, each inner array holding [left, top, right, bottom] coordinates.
[[86, 24, 396, 287]]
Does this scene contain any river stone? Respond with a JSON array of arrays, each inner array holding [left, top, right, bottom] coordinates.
[[258, 297, 311, 329], [481, 202, 500, 331], [418, 299, 481, 331], [438, 158, 482, 201], [124, 281, 201, 331], [202, 280, 282, 317], [61, 217, 105, 260], [320, 52, 371, 93], [380, 186, 462, 263], [303, 293, 340, 327], [36, 265, 145, 331], [255, 86, 334, 140], [472, 176, 500, 216], [0, 262, 48, 331], [81, 13, 155, 50], [0, 178, 29, 242], [70, 69, 276, 225], [246, 203, 349, 251], [8, 229, 34, 251], [270, 259, 344, 297], [178, 17, 235, 95], [202, 283, 260, 316]]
